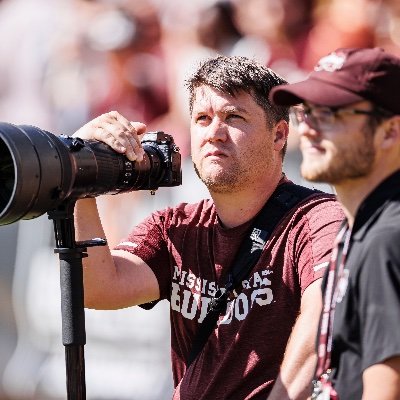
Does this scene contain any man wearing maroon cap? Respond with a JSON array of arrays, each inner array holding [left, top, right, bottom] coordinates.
[[271, 47, 400, 400]]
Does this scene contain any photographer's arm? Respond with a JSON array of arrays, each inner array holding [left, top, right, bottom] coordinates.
[[74, 198, 160, 310], [72, 111, 160, 309]]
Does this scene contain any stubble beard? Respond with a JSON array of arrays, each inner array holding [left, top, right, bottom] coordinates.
[[192, 137, 275, 194], [301, 124, 376, 184], [193, 161, 243, 194]]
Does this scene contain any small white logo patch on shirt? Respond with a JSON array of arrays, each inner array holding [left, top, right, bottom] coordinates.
[[250, 228, 266, 253]]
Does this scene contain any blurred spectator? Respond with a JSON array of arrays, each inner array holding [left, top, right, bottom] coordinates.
[[374, 0, 400, 56], [233, 0, 316, 73], [196, 1, 242, 55], [231, 0, 308, 81], [0, 0, 72, 131], [302, 0, 380, 69], [41, 0, 169, 133], [83, 2, 169, 124]]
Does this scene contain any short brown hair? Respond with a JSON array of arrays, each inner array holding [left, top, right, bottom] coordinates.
[[186, 55, 290, 156]]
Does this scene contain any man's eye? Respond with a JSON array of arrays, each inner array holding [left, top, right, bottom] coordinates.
[[227, 114, 243, 120], [196, 115, 209, 123], [314, 109, 334, 121]]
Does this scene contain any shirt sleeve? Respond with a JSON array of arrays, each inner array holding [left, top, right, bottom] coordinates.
[[114, 209, 172, 306], [358, 228, 400, 371], [291, 197, 345, 294]]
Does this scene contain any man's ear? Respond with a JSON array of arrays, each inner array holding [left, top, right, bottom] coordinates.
[[273, 120, 289, 152], [380, 116, 400, 150]]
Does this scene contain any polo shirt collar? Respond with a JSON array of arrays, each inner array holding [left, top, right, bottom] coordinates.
[[352, 170, 400, 241]]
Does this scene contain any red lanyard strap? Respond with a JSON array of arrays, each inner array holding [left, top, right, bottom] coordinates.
[[315, 225, 351, 378]]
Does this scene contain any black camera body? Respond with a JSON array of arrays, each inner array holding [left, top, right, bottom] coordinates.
[[137, 131, 181, 189], [0, 124, 182, 225]]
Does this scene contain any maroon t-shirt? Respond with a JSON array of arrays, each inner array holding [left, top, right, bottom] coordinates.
[[115, 188, 344, 399]]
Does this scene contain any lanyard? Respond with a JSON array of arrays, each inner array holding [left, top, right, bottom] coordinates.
[[315, 224, 352, 378]]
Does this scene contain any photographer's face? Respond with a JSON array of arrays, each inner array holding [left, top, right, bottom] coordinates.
[[190, 85, 284, 193]]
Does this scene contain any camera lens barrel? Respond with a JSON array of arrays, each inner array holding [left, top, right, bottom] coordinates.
[[0, 124, 67, 224], [0, 123, 181, 225]]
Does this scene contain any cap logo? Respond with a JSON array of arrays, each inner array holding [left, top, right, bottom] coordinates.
[[314, 52, 346, 72]]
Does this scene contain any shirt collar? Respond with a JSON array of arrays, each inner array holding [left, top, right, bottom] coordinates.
[[352, 169, 400, 241]]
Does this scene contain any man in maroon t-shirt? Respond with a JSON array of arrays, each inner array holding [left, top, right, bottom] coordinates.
[[73, 55, 343, 399]]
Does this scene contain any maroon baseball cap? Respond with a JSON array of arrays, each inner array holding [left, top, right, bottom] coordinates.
[[270, 47, 400, 115]]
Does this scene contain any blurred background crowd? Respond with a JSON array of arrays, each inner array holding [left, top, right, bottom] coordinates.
[[0, 0, 399, 398]]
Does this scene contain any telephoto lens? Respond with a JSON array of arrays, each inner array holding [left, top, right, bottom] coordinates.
[[0, 123, 181, 225]]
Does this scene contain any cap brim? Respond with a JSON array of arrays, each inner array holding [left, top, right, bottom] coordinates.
[[270, 78, 365, 107]]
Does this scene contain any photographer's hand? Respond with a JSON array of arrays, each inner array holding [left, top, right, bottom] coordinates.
[[73, 111, 147, 162]]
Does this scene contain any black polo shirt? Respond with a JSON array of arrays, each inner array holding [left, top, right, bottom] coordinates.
[[327, 170, 400, 399]]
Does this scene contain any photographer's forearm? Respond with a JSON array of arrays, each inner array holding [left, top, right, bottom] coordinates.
[[74, 197, 160, 310], [74, 198, 107, 242], [74, 197, 114, 308]]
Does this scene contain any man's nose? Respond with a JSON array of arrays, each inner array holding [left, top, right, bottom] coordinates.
[[296, 120, 319, 138], [204, 119, 228, 142]]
